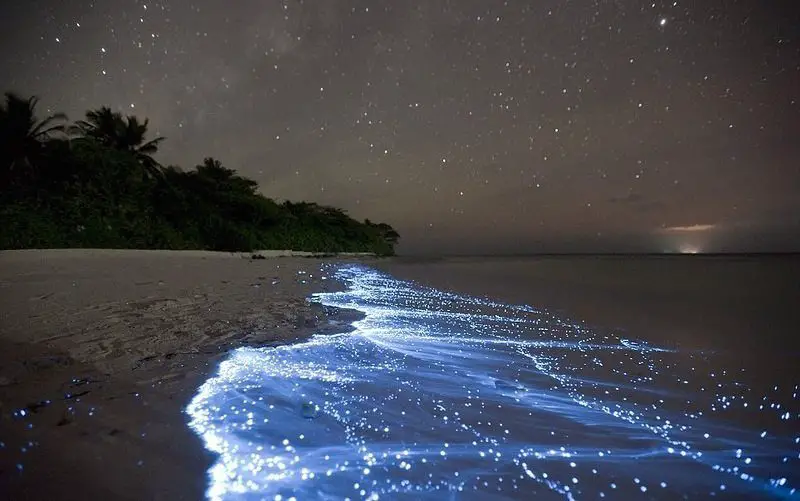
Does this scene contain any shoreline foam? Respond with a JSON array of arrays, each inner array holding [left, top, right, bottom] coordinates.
[[185, 263, 798, 500]]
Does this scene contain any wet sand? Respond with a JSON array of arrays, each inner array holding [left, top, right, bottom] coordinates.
[[0, 249, 365, 501]]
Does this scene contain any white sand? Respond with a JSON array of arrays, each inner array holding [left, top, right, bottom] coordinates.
[[0, 249, 365, 500]]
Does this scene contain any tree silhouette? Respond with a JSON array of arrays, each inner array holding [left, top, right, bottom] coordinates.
[[0, 92, 67, 186], [1, 90, 400, 255], [375, 222, 400, 245], [72, 106, 165, 179]]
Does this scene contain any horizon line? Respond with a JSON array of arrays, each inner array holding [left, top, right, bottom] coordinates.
[[393, 251, 800, 258]]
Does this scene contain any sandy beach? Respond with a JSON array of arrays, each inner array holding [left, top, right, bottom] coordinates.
[[0, 249, 367, 500], [2, 251, 798, 500]]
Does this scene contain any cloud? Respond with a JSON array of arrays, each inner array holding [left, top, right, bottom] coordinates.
[[659, 224, 716, 233]]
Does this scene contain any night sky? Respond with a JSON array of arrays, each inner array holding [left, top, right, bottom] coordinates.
[[1, 1, 798, 254]]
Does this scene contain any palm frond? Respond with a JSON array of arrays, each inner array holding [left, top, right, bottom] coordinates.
[[137, 136, 165, 155], [31, 114, 68, 138]]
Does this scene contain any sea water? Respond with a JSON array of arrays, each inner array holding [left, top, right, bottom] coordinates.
[[186, 263, 798, 500]]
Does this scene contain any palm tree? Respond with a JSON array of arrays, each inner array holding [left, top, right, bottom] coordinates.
[[121, 115, 165, 178], [195, 157, 228, 180], [71, 106, 117, 146], [196, 157, 258, 194], [72, 107, 165, 179], [0, 92, 67, 184]]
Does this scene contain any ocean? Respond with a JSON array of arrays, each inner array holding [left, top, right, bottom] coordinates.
[[187, 256, 800, 500]]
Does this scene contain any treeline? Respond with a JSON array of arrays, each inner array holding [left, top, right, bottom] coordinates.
[[0, 92, 399, 255]]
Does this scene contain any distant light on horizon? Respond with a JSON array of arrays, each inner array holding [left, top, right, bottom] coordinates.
[[656, 225, 712, 254], [678, 243, 702, 254]]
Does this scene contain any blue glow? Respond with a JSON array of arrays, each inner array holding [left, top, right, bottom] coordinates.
[[187, 264, 798, 500]]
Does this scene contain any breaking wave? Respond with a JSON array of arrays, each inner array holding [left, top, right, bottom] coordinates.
[[187, 264, 798, 500]]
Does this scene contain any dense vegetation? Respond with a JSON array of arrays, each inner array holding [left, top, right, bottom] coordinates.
[[0, 92, 399, 255]]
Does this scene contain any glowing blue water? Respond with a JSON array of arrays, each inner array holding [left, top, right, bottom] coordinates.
[[187, 264, 798, 500]]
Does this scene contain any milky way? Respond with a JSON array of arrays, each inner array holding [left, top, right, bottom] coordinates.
[[1, 1, 799, 253], [186, 265, 798, 499]]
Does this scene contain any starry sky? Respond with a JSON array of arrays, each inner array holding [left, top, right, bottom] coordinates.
[[1, 1, 798, 254]]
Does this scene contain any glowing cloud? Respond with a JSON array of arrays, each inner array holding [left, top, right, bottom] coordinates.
[[659, 224, 716, 233]]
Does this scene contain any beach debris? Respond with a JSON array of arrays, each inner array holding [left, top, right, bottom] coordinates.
[[301, 402, 319, 419]]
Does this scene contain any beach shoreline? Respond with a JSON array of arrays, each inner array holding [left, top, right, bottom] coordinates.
[[178, 256, 800, 500], [3, 251, 797, 499], [0, 249, 368, 500]]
